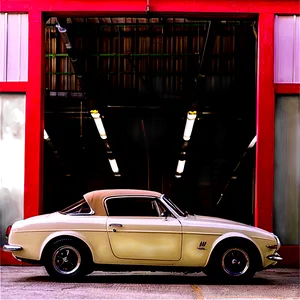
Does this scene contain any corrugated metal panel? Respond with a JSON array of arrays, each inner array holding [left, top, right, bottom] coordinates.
[[45, 18, 254, 98], [0, 13, 28, 82], [275, 15, 300, 83]]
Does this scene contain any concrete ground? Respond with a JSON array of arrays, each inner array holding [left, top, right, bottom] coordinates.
[[0, 266, 299, 300]]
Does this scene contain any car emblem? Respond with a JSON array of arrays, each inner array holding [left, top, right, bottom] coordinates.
[[197, 241, 207, 250]]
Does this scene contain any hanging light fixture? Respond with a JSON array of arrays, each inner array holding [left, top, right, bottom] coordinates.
[[183, 111, 197, 141], [90, 110, 120, 175], [176, 159, 186, 174], [108, 158, 119, 174], [56, 22, 72, 50], [248, 135, 257, 148], [44, 129, 50, 141], [90, 110, 107, 139]]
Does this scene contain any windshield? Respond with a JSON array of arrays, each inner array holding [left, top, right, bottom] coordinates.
[[59, 199, 93, 215], [162, 195, 185, 217]]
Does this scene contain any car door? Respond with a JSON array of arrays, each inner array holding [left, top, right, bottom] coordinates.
[[106, 196, 182, 261]]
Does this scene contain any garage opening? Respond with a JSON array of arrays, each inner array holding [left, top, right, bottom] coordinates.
[[44, 15, 257, 224]]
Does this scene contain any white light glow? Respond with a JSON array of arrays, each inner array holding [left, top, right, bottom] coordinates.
[[248, 135, 257, 148], [183, 111, 197, 141], [175, 174, 182, 178], [109, 159, 119, 173], [94, 118, 107, 139], [44, 129, 49, 140], [91, 111, 107, 139], [176, 160, 186, 174]]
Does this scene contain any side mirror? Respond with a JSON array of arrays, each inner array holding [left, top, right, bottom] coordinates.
[[161, 210, 169, 220]]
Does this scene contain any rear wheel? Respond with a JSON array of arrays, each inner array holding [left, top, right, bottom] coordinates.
[[44, 238, 93, 279]]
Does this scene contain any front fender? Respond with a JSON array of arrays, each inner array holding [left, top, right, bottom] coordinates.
[[204, 232, 263, 267], [39, 231, 94, 261]]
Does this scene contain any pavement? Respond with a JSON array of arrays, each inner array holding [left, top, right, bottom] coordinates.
[[0, 266, 299, 300]]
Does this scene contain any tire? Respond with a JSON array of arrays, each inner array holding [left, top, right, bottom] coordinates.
[[206, 241, 256, 281], [44, 238, 93, 279]]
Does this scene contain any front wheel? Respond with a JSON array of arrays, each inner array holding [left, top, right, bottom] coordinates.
[[221, 247, 252, 277], [205, 243, 256, 281], [44, 238, 92, 279]]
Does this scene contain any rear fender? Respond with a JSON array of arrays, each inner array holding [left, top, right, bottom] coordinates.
[[39, 231, 94, 261]]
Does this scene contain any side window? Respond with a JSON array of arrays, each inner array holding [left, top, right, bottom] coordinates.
[[59, 199, 93, 215], [106, 197, 161, 217]]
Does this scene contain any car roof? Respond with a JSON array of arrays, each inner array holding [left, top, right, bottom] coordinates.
[[83, 189, 162, 216]]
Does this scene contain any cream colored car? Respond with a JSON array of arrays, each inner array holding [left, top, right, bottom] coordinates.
[[4, 189, 282, 280]]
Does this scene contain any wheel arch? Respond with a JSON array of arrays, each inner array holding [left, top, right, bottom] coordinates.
[[205, 232, 263, 269], [40, 231, 94, 263]]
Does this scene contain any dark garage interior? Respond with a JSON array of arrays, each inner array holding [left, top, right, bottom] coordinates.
[[43, 15, 257, 225]]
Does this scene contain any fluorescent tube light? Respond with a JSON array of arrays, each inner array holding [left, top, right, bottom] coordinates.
[[183, 111, 197, 141], [44, 130, 50, 140], [248, 136, 257, 148], [90, 110, 101, 119], [176, 160, 186, 174], [109, 159, 119, 173], [94, 118, 107, 139], [90, 110, 107, 139]]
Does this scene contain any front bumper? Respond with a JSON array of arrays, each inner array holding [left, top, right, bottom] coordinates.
[[267, 252, 283, 261], [3, 244, 23, 252]]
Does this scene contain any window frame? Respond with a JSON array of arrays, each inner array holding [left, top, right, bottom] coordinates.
[[59, 198, 95, 216], [104, 195, 172, 217]]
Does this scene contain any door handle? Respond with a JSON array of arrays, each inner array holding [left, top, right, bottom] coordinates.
[[109, 223, 123, 227]]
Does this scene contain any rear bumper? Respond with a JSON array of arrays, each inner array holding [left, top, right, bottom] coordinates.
[[3, 244, 23, 252], [267, 252, 283, 262]]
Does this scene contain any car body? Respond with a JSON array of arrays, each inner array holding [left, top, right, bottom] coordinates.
[[3, 189, 282, 280]]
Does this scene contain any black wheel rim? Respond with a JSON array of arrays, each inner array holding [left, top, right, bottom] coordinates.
[[52, 245, 81, 275], [221, 248, 250, 276]]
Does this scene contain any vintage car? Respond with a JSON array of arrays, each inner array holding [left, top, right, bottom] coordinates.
[[4, 189, 282, 280]]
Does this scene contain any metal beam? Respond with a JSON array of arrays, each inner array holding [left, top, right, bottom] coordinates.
[[2, 0, 299, 15], [216, 136, 257, 206]]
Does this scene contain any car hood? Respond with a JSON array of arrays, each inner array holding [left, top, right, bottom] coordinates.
[[187, 214, 250, 225], [181, 214, 275, 239]]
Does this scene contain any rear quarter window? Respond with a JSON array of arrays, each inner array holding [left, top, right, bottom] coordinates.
[[59, 199, 93, 215]]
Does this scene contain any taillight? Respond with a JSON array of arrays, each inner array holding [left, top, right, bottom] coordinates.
[[5, 225, 12, 239]]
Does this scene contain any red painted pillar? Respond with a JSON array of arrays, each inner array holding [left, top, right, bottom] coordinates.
[[24, 10, 44, 218], [255, 13, 275, 232]]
